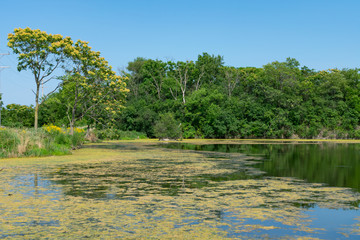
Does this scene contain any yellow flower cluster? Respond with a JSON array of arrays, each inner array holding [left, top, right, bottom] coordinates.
[[44, 124, 85, 134], [75, 128, 85, 133], [43, 124, 65, 134], [66, 127, 85, 133]]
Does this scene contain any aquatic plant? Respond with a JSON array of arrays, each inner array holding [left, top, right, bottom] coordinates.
[[0, 141, 359, 238]]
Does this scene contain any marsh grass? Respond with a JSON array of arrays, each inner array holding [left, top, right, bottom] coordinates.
[[0, 126, 85, 158]]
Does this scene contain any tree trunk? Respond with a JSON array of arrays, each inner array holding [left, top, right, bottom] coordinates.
[[182, 90, 186, 104], [70, 84, 79, 135], [70, 103, 76, 135], [34, 83, 40, 130], [70, 119, 75, 135]]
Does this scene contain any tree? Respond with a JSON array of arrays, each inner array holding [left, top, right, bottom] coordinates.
[[124, 57, 146, 99], [1, 104, 34, 127], [220, 66, 242, 98], [154, 112, 181, 140], [141, 59, 168, 100], [195, 53, 223, 89], [7, 27, 73, 129], [63, 40, 129, 134], [168, 61, 195, 104], [39, 92, 68, 127]]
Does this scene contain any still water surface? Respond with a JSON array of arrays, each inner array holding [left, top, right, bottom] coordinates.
[[158, 142, 360, 191], [0, 141, 359, 239]]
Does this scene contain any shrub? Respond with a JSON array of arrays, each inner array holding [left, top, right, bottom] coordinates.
[[153, 113, 182, 140], [43, 124, 85, 148], [94, 128, 147, 140], [70, 131, 85, 147], [0, 128, 20, 157]]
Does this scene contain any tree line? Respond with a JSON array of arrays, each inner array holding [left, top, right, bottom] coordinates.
[[2, 28, 360, 139], [115, 55, 360, 139]]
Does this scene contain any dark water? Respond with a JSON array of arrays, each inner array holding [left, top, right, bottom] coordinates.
[[157, 142, 360, 192]]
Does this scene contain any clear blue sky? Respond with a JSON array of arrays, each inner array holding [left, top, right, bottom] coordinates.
[[0, 0, 359, 106]]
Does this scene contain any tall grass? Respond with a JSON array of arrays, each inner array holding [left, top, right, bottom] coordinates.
[[0, 125, 86, 158]]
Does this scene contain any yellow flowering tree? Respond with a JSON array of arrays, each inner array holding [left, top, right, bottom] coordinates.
[[7, 27, 73, 129], [62, 40, 129, 134]]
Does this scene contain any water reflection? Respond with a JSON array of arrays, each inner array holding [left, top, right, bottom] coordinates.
[[1, 141, 359, 239], [158, 142, 360, 191]]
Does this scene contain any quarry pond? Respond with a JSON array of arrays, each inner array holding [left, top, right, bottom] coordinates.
[[0, 140, 359, 239]]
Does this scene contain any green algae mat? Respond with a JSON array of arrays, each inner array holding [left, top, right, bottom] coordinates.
[[0, 140, 359, 239]]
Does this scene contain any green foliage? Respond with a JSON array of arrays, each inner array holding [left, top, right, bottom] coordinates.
[[7, 27, 128, 133], [94, 128, 147, 140], [117, 55, 360, 139], [7, 27, 74, 129], [6, 50, 360, 139], [0, 126, 85, 158], [154, 113, 182, 140], [182, 123, 197, 139], [1, 104, 34, 128], [0, 128, 20, 157]]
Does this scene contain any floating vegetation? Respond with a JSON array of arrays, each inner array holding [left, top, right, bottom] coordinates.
[[0, 141, 359, 239]]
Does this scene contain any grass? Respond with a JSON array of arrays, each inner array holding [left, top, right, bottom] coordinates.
[[0, 126, 85, 158]]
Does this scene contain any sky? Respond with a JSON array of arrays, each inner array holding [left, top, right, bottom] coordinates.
[[0, 0, 359, 106]]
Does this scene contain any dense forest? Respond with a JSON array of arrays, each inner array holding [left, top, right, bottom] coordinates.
[[2, 52, 360, 139]]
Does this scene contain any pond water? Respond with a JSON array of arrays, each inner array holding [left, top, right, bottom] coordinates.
[[157, 142, 360, 191], [0, 141, 359, 239]]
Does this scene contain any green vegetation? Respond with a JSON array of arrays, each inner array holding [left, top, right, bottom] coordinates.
[[116, 56, 360, 139], [94, 128, 147, 140], [2, 27, 360, 140], [154, 112, 182, 140], [7, 27, 128, 132], [0, 126, 85, 158]]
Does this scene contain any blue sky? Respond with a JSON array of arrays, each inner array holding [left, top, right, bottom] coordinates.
[[0, 0, 359, 106]]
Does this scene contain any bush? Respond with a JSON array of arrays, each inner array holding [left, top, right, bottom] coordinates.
[[43, 124, 85, 148], [0, 125, 86, 158], [94, 128, 147, 140], [351, 129, 360, 139], [0, 128, 20, 157], [154, 113, 182, 140]]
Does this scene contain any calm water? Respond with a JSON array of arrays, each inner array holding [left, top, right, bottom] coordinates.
[[0, 141, 359, 239], [157, 142, 360, 191]]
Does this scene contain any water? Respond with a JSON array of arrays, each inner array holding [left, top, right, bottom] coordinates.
[[157, 142, 360, 191], [0, 141, 359, 239]]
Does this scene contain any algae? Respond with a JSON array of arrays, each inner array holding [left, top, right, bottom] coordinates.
[[0, 141, 359, 239]]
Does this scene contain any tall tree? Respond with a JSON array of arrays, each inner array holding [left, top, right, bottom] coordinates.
[[220, 66, 242, 98], [195, 53, 223, 89], [7, 27, 73, 129], [141, 59, 168, 100], [168, 61, 195, 104], [125, 57, 146, 99], [63, 40, 129, 134]]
